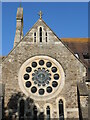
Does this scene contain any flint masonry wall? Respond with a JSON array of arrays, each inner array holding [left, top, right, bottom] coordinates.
[[2, 40, 86, 118]]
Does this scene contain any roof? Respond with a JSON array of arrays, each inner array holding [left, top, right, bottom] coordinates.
[[61, 38, 89, 55], [61, 38, 90, 79], [61, 38, 89, 42]]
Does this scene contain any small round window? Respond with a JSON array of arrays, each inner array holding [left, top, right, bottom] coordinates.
[[18, 56, 65, 101]]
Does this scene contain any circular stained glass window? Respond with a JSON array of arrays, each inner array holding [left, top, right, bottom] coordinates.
[[46, 86, 52, 93], [19, 56, 65, 101], [24, 74, 30, 80], [52, 81, 58, 87], [25, 81, 31, 88], [54, 74, 59, 80], [26, 67, 32, 73], [52, 67, 57, 73], [39, 60, 44, 66], [46, 62, 52, 68], [32, 62, 37, 68], [31, 86, 37, 93], [39, 89, 45, 95]]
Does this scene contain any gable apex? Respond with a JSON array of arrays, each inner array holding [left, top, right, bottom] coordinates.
[[22, 18, 61, 43]]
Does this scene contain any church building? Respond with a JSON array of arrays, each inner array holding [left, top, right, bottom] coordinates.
[[1, 6, 90, 120]]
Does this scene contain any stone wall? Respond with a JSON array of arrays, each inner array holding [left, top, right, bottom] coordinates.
[[2, 18, 86, 119], [2, 41, 86, 118]]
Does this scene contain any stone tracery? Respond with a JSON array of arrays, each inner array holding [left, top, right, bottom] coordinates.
[[18, 56, 65, 100]]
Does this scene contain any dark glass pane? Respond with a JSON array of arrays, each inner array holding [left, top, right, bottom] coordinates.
[[46, 32, 47, 42], [48, 77, 51, 81], [33, 106, 37, 120], [46, 106, 50, 114], [26, 67, 32, 73], [40, 37, 42, 42], [34, 81, 37, 84], [39, 27, 42, 42], [32, 77, 35, 81], [25, 81, 31, 88], [59, 100, 64, 120], [40, 27, 42, 36], [42, 83, 46, 86], [52, 81, 58, 87], [46, 86, 52, 93], [46, 81, 49, 84], [34, 70, 38, 73], [46, 106, 50, 120], [40, 32, 42, 36], [39, 89, 45, 95], [32, 73, 35, 76], [38, 84, 41, 87], [51, 67, 57, 73], [59, 100, 64, 114], [32, 62, 37, 68], [34, 32, 36, 36], [54, 74, 59, 80], [46, 69, 49, 72], [59, 115, 64, 120], [46, 37, 47, 42], [31, 86, 37, 93], [83, 53, 90, 59], [34, 37, 36, 42], [49, 73, 51, 76], [24, 74, 29, 80], [38, 68, 41, 70], [34, 32, 36, 42], [39, 60, 44, 66], [42, 67, 45, 70], [46, 62, 52, 68]]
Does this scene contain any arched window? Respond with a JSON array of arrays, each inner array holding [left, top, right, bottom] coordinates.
[[34, 32, 36, 42], [19, 99, 25, 120], [59, 99, 64, 120], [46, 106, 50, 120], [46, 32, 47, 42], [33, 105, 38, 120], [39, 27, 42, 42]]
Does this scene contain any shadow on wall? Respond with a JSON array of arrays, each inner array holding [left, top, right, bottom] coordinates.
[[4, 92, 45, 120]]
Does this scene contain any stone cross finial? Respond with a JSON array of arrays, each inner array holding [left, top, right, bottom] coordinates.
[[38, 11, 43, 19]]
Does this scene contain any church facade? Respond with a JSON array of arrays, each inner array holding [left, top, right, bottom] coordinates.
[[1, 7, 89, 120]]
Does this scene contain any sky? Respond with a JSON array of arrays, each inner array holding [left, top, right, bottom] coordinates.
[[1, 2, 88, 56]]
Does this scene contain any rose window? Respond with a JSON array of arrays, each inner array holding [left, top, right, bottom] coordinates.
[[32, 68, 51, 86], [18, 56, 65, 101]]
